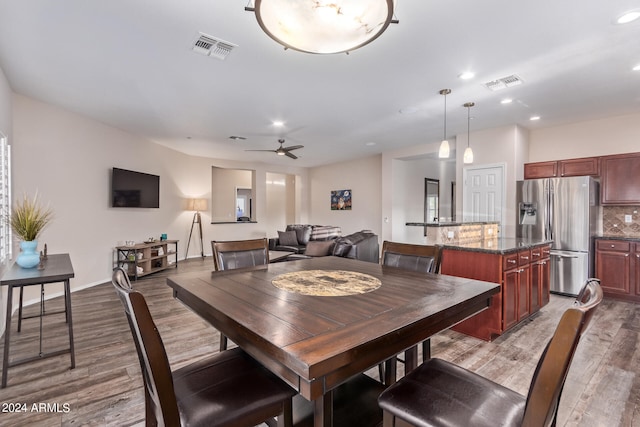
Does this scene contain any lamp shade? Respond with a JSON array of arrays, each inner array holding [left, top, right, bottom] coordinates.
[[251, 0, 395, 54], [187, 198, 208, 211], [438, 140, 450, 158], [463, 147, 474, 164]]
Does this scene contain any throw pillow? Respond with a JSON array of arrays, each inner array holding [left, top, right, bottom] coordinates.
[[304, 240, 335, 257], [287, 224, 312, 245], [278, 230, 299, 246], [332, 239, 353, 257]]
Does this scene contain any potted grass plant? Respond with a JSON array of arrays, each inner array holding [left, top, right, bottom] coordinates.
[[10, 193, 53, 268]]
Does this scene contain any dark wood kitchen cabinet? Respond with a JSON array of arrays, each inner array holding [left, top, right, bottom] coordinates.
[[595, 239, 640, 302], [601, 152, 640, 205], [524, 157, 600, 179], [441, 244, 550, 341]]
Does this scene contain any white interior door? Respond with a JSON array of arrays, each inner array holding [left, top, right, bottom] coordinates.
[[463, 164, 505, 229]]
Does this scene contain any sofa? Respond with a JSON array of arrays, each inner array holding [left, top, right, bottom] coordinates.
[[269, 224, 379, 263]]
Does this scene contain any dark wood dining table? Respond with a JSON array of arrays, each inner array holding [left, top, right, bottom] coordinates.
[[167, 256, 499, 427]]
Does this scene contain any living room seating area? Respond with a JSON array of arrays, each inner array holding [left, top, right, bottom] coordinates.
[[269, 224, 380, 263]]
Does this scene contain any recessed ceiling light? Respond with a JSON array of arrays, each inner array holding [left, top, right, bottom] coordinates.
[[530, 116, 541, 121], [616, 10, 640, 24], [633, 64, 640, 71], [272, 121, 284, 127], [365, 142, 376, 146], [459, 71, 475, 80], [500, 98, 513, 104]]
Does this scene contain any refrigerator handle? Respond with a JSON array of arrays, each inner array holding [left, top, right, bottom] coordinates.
[[547, 180, 553, 241]]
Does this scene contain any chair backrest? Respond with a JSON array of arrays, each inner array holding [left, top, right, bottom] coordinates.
[[522, 278, 603, 427], [381, 241, 441, 274], [112, 267, 180, 426], [211, 238, 269, 271]]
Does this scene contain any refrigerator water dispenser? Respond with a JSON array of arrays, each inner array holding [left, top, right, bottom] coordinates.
[[519, 202, 537, 225]]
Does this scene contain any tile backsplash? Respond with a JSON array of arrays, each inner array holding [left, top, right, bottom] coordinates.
[[602, 206, 640, 237]]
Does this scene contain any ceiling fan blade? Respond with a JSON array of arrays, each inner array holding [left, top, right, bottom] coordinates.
[[245, 149, 276, 152], [284, 145, 304, 151], [285, 151, 298, 159]]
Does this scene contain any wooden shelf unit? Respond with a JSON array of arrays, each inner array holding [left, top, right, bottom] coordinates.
[[115, 240, 178, 280]]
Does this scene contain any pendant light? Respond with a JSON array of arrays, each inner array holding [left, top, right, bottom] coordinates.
[[438, 89, 451, 158], [463, 102, 475, 164]]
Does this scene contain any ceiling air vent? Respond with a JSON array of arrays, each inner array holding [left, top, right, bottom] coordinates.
[[192, 33, 237, 60], [483, 74, 523, 91]]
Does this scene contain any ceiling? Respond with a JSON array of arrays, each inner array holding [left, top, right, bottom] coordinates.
[[0, 0, 639, 167]]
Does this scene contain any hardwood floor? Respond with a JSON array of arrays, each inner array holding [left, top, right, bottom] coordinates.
[[0, 257, 638, 426]]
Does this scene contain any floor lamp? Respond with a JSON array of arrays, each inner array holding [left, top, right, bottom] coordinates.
[[185, 198, 207, 259]]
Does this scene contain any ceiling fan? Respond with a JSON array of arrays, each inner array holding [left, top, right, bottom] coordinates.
[[246, 139, 304, 159]]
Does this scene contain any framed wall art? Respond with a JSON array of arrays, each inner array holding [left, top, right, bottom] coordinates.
[[331, 189, 352, 210]]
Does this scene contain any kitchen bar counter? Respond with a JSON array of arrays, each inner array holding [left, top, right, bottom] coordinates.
[[406, 221, 500, 245], [439, 237, 553, 254], [405, 221, 499, 227]]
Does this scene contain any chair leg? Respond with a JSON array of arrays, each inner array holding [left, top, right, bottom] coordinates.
[[378, 363, 385, 384], [219, 334, 228, 352]]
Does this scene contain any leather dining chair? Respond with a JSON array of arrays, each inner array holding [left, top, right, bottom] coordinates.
[[378, 278, 603, 427], [211, 238, 270, 351], [211, 237, 269, 271], [379, 241, 442, 382], [111, 267, 295, 427]]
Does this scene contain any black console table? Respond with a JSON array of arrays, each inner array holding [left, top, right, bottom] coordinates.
[[0, 253, 75, 388]]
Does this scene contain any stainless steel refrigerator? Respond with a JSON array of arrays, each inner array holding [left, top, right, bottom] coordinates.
[[516, 176, 599, 296]]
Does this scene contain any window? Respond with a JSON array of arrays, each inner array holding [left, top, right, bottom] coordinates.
[[0, 134, 11, 263]]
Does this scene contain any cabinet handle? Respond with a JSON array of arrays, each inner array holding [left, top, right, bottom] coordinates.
[[611, 244, 616, 248], [625, 254, 629, 257], [508, 259, 517, 264], [532, 252, 540, 256], [521, 256, 529, 260]]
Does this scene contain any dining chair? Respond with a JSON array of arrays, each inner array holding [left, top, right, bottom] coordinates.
[[379, 241, 442, 382], [211, 237, 270, 351], [211, 237, 269, 271], [111, 267, 295, 427], [378, 278, 603, 427]]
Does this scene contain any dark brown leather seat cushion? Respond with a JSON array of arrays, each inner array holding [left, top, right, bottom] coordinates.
[[378, 358, 526, 427], [173, 347, 295, 427]]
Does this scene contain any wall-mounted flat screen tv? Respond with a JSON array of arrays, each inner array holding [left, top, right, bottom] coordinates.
[[111, 168, 160, 208]]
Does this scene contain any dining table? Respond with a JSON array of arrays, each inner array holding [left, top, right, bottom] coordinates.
[[167, 256, 499, 427]]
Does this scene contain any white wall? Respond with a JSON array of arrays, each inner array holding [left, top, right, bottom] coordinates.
[[10, 94, 310, 310], [308, 154, 382, 237], [529, 112, 640, 161], [0, 65, 13, 333]]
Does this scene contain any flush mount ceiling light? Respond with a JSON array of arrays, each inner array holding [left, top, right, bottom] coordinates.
[[245, 0, 397, 54], [463, 102, 475, 164], [438, 89, 451, 159]]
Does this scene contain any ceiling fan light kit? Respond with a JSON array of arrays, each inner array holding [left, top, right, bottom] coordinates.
[[246, 138, 304, 159], [246, 0, 396, 54]]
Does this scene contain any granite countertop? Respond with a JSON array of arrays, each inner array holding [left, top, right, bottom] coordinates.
[[406, 221, 499, 227], [439, 238, 553, 254], [595, 235, 640, 242]]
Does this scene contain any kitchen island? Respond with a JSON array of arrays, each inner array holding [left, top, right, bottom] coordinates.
[[440, 237, 552, 341]]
